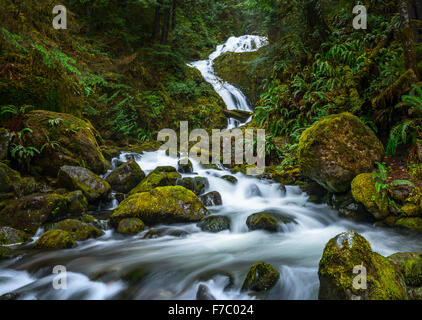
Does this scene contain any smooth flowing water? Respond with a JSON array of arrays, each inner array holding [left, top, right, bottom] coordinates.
[[189, 35, 268, 129], [0, 36, 421, 300]]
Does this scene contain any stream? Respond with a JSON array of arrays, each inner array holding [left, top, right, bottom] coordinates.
[[0, 36, 421, 300]]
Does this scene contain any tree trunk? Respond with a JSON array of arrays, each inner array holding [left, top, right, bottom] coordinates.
[[161, 5, 171, 44], [304, 0, 329, 46], [171, 0, 177, 31], [400, 0, 419, 79], [152, 3, 161, 42]]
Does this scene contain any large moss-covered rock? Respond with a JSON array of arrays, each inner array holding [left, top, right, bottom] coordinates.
[[106, 160, 145, 193], [214, 49, 266, 105], [0, 193, 84, 234], [298, 113, 384, 193], [50, 219, 104, 241], [246, 211, 296, 232], [0, 162, 37, 197], [128, 166, 181, 195], [0, 227, 29, 245], [117, 218, 145, 235], [34, 230, 76, 249], [395, 217, 422, 232], [197, 215, 230, 233], [58, 166, 110, 203], [241, 262, 280, 292], [388, 252, 422, 287], [318, 231, 408, 300], [22, 110, 107, 176], [111, 186, 208, 225], [351, 173, 389, 220]]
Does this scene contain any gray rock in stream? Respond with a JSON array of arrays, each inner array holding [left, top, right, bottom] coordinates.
[[196, 284, 216, 300]]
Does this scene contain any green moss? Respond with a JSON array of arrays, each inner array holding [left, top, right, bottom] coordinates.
[[51, 219, 104, 241], [298, 113, 384, 193], [351, 173, 389, 220], [0, 227, 29, 245], [197, 216, 230, 233], [388, 252, 422, 287], [112, 186, 208, 225], [241, 262, 280, 292], [128, 167, 181, 195], [106, 160, 145, 194], [117, 218, 145, 235], [318, 231, 408, 300], [395, 218, 422, 232], [34, 230, 76, 249], [246, 211, 296, 232]]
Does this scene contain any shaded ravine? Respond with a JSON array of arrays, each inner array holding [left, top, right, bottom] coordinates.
[[0, 37, 422, 300]]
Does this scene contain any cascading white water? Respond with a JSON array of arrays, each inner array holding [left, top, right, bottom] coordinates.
[[1, 150, 422, 300], [0, 36, 421, 300], [188, 35, 268, 129]]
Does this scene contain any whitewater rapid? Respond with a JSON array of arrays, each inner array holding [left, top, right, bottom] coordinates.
[[189, 35, 268, 129]]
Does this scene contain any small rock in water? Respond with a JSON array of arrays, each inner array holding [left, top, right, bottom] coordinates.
[[196, 284, 216, 300], [200, 191, 223, 206], [221, 175, 238, 184], [246, 211, 296, 232], [197, 215, 230, 233], [245, 184, 262, 197], [177, 158, 193, 174], [241, 262, 280, 292]]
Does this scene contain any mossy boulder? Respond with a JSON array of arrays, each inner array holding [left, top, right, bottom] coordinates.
[[0, 227, 29, 245], [50, 219, 104, 241], [58, 166, 111, 203], [128, 166, 181, 195], [200, 191, 223, 206], [388, 252, 422, 287], [0, 193, 83, 234], [214, 49, 266, 105], [117, 218, 145, 235], [0, 128, 11, 160], [111, 186, 209, 225], [221, 175, 238, 184], [241, 262, 280, 292], [318, 231, 408, 300], [0, 247, 12, 260], [197, 215, 230, 233], [395, 217, 422, 232], [0, 162, 38, 197], [33, 230, 76, 249], [298, 113, 384, 193], [176, 176, 209, 195], [351, 173, 389, 220], [246, 211, 296, 232], [177, 159, 193, 174], [65, 191, 88, 215], [106, 160, 145, 193], [22, 110, 108, 176]]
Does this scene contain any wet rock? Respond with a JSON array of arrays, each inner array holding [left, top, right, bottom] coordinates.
[[129, 166, 181, 195], [22, 110, 108, 176], [0, 128, 11, 160], [50, 219, 104, 240], [300, 181, 327, 204], [241, 262, 280, 292], [221, 175, 238, 184], [200, 191, 223, 206], [395, 217, 422, 232], [388, 252, 422, 287], [0, 162, 38, 196], [143, 227, 188, 239], [196, 284, 216, 300], [400, 203, 421, 217], [318, 231, 408, 300], [58, 166, 111, 204], [176, 176, 209, 195], [106, 160, 145, 193], [388, 184, 413, 204], [34, 230, 76, 249], [0, 227, 29, 245], [351, 173, 389, 220], [65, 191, 88, 216], [0, 247, 12, 260], [0, 193, 81, 234], [246, 211, 296, 232], [177, 158, 193, 174], [111, 186, 209, 225], [117, 218, 145, 235], [298, 113, 384, 193], [197, 216, 230, 233], [245, 184, 262, 198]]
